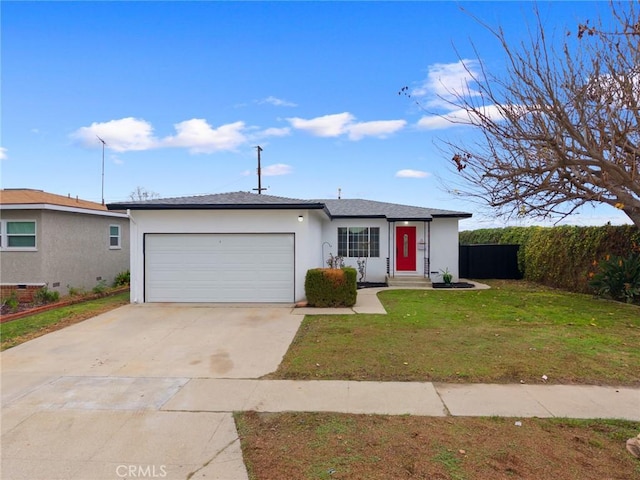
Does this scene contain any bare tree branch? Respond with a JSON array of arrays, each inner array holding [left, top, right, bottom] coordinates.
[[128, 186, 160, 202], [427, 2, 640, 227]]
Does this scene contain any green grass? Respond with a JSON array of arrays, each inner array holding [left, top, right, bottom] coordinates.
[[1, 292, 129, 350], [273, 281, 640, 385]]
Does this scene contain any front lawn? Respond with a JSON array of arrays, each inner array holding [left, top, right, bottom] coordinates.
[[272, 281, 640, 385], [236, 412, 639, 480]]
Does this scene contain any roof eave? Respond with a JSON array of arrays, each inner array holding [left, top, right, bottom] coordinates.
[[386, 216, 433, 222], [328, 214, 388, 220], [107, 202, 327, 211], [431, 213, 473, 219], [3, 203, 126, 217]]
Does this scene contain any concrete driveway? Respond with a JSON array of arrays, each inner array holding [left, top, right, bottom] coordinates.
[[1, 304, 303, 480]]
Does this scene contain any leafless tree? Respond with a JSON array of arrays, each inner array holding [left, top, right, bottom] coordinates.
[[128, 186, 160, 202], [431, 2, 640, 227]]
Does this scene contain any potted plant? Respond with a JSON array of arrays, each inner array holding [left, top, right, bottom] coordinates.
[[441, 268, 453, 285]]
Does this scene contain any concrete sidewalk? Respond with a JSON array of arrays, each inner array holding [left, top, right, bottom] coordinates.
[[163, 379, 640, 420]]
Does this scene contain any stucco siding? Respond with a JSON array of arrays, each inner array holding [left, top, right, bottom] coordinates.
[[41, 211, 130, 293], [0, 209, 129, 295], [429, 218, 461, 282], [128, 209, 324, 303]]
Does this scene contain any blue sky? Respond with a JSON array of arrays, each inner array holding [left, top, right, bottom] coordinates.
[[1, 1, 630, 229]]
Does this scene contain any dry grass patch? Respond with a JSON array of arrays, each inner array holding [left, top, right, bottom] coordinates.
[[236, 411, 640, 480]]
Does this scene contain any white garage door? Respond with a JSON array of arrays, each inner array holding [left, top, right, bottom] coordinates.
[[145, 233, 294, 303]]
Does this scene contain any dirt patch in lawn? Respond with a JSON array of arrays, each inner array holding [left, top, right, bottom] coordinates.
[[236, 412, 639, 480]]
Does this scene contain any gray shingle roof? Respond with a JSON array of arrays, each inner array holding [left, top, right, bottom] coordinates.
[[107, 191, 472, 219], [318, 198, 471, 219], [108, 191, 325, 210]]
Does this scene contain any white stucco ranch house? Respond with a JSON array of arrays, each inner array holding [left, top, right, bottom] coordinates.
[[107, 191, 472, 303]]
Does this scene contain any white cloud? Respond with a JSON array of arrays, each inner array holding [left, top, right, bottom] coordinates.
[[395, 169, 431, 178], [262, 163, 293, 176], [259, 127, 291, 138], [0, 147, 7, 160], [288, 112, 354, 137], [259, 96, 297, 107], [412, 59, 481, 106], [348, 120, 406, 140], [162, 119, 247, 154], [70, 117, 158, 152], [288, 113, 406, 140]]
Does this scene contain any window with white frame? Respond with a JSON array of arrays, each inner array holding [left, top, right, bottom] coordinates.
[[0, 220, 37, 250], [109, 225, 121, 249], [337, 227, 380, 257]]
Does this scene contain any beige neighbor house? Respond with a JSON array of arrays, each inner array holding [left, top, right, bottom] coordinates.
[[0, 189, 130, 301]]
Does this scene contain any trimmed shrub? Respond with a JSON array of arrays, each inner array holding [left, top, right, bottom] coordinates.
[[305, 267, 357, 307]]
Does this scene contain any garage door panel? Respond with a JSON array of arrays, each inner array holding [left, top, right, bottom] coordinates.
[[145, 234, 294, 303]]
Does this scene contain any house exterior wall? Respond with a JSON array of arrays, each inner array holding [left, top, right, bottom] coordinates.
[[429, 217, 461, 282], [127, 209, 325, 303], [318, 219, 460, 282], [319, 218, 390, 282], [0, 209, 129, 295]]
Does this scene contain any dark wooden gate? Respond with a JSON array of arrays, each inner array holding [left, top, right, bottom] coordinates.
[[459, 244, 522, 279]]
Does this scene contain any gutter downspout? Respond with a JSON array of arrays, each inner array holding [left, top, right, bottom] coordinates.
[[387, 221, 392, 278], [126, 209, 139, 304], [427, 221, 431, 280], [423, 221, 427, 279]]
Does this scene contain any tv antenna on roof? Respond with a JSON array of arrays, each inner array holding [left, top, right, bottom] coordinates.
[[96, 136, 107, 205], [252, 145, 267, 194]]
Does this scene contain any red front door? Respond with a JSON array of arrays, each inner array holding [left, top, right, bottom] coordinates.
[[396, 226, 416, 271]]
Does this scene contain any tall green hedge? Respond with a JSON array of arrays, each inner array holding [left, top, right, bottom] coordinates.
[[305, 267, 357, 307], [460, 225, 640, 293]]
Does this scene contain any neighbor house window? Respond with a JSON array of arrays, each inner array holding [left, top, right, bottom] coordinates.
[[337, 227, 380, 257], [109, 225, 121, 249], [0, 220, 37, 250]]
